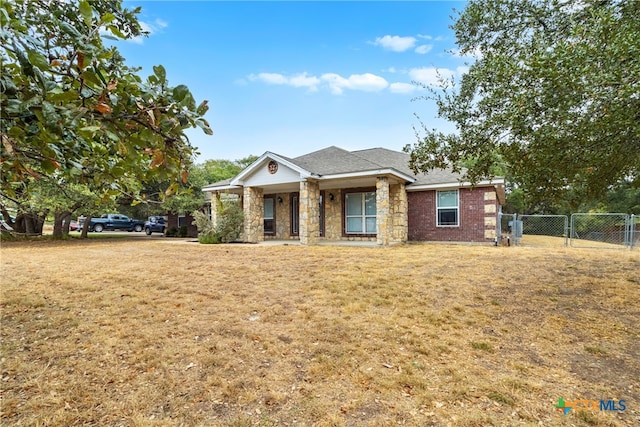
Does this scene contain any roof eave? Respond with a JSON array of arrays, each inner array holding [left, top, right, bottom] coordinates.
[[320, 168, 416, 183], [406, 178, 506, 191], [230, 151, 315, 185]]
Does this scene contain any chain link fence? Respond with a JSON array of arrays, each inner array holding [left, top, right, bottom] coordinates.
[[626, 214, 637, 250], [497, 213, 636, 250], [519, 215, 568, 247], [570, 213, 630, 249]]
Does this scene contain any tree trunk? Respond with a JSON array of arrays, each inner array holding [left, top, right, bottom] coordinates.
[[52, 211, 65, 238], [13, 212, 46, 235], [79, 215, 92, 238]]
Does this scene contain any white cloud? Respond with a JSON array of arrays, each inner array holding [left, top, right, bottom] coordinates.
[[414, 44, 433, 55], [389, 82, 421, 94], [129, 18, 168, 44], [289, 72, 321, 90], [249, 73, 288, 85], [373, 35, 416, 52], [409, 67, 455, 87], [248, 72, 320, 92], [321, 73, 389, 95], [248, 71, 388, 95]]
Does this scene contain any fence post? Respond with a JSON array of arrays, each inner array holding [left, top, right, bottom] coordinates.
[[631, 214, 636, 249]]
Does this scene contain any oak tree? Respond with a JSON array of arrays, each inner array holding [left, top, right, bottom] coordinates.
[[0, 0, 212, 235], [406, 0, 640, 208]]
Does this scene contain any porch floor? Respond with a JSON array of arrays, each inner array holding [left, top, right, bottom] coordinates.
[[259, 239, 379, 247]]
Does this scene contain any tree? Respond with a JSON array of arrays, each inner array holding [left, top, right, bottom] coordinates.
[[0, 0, 212, 236], [405, 0, 640, 208]]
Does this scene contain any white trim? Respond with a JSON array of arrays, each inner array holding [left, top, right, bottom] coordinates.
[[202, 184, 242, 192], [231, 152, 316, 185], [320, 169, 415, 183], [406, 178, 505, 192], [436, 189, 459, 227]]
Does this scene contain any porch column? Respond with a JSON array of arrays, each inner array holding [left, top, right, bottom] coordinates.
[[299, 179, 320, 245], [243, 186, 264, 243], [376, 176, 392, 245], [210, 191, 220, 228], [391, 183, 408, 243]]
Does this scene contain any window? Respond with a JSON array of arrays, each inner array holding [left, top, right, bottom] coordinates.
[[437, 190, 459, 226], [291, 193, 299, 235], [345, 192, 376, 234], [264, 197, 275, 234], [178, 214, 187, 227]]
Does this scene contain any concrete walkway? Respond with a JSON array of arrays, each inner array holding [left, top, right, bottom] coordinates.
[[258, 239, 379, 247]]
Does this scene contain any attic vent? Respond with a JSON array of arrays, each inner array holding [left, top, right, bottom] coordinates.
[[267, 160, 278, 174]]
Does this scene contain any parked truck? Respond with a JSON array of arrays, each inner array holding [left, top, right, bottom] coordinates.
[[84, 214, 145, 232]]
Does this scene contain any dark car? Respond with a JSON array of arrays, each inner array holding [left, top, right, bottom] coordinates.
[[144, 216, 166, 235]]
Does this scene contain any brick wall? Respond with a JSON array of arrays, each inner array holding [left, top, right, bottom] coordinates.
[[407, 187, 498, 242]]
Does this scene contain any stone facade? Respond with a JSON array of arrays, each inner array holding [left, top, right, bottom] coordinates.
[[390, 183, 408, 243], [299, 179, 320, 245], [376, 177, 391, 245], [243, 186, 264, 243], [324, 189, 342, 240], [209, 191, 220, 228]]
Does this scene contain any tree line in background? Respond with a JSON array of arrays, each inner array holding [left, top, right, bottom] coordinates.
[[406, 0, 639, 215]]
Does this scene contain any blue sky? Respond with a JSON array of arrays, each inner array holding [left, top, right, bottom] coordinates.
[[117, 1, 471, 163]]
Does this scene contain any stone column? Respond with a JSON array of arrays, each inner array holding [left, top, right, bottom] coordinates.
[[391, 183, 408, 243], [243, 186, 264, 243], [484, 190, 497, 240], [376, 176, 392, 245], [299, 179, 320, 245], [210, 191, 220, 228]]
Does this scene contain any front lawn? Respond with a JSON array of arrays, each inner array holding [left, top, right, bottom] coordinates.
[[1, 240, 638, 426]]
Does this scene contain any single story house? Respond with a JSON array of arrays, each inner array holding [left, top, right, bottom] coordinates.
[[202, 146, 505, 245]]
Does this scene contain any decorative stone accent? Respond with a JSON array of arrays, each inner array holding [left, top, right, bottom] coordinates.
[[274, 193, 293, 240], [376, 177, 391, 245], [484, 188, 498, 239], [324, 190, 342, 240], [390, 183, 408, 243], [299, 179, 320, 245], [209, 191, 220, 228], [243, 186, 264, 243]]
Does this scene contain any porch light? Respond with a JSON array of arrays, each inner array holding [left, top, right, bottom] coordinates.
[[329, 193, 335, 202]]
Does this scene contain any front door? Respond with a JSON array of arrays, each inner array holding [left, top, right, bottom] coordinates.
[[264, 197, 275, 235]]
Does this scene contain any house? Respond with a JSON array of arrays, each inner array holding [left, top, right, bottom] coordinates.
[[202, 146, 505, 245]]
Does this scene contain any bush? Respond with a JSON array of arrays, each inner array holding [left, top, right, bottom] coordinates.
[[192, 199, 243, 244], [178, 225, 188, 237], [165, 227, 179, 237]]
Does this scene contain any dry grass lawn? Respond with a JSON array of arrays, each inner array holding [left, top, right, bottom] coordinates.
[[1, 239, 639, 426]]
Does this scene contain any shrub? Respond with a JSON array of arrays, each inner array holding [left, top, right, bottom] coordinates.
[[193, 199, 243, 244], [178, 225, 188, 237], [165, 227, 179, 237]]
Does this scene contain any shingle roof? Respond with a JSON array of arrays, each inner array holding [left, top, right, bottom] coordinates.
[[290, 146, 383, 175], [203, 146, 480, 189], [290, 146, 465, 186]]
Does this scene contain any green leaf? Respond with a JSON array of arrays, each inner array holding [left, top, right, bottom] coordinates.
[[106, 25, 125, 39], [172, 85, 190, 102], [27, 50, 50, 71], [79, 1, 93, 27], [153, 65, 166, 83]]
